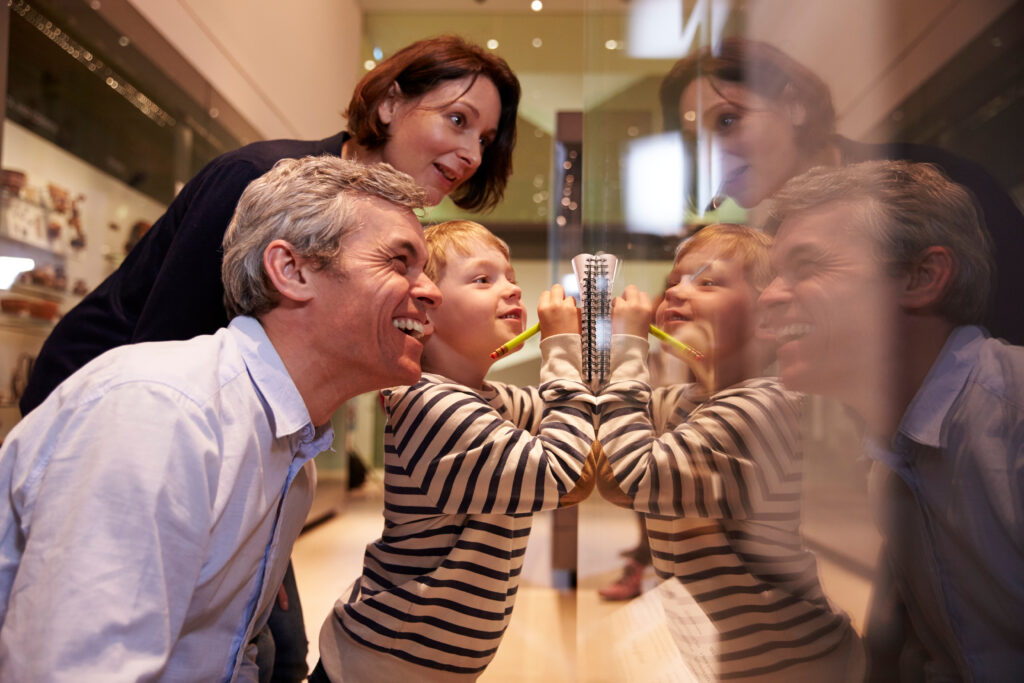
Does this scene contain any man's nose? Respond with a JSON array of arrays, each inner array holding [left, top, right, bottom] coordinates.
[[758, 277, 789, 308], [413, 273, 442, 309]]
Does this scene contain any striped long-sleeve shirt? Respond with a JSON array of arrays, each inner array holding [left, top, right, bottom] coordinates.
[[597, 335, 855, 680], [325, 335, 595, 676]]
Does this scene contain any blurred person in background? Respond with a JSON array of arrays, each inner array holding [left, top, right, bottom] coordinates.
[[760, 159, 1024, 681], [660, 36, 1024, 345]]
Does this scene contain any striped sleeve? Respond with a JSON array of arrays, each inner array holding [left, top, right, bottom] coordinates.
[[382, 334, 595, 516], [597, 335, 804, 519]]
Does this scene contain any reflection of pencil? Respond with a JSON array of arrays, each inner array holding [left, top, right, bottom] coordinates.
[[490, 322, 541, 359], [649, 324, 704, 360]]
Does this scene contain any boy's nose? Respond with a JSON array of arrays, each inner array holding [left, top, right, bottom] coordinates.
[[665, 279, 694, 303]]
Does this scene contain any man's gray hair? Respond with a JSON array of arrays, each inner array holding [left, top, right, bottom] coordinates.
[[765, 159, 994, 326], [222, 156, 427, 318]]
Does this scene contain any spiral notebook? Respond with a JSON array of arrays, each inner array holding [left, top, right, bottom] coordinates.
[[571, 252, 619, 387]]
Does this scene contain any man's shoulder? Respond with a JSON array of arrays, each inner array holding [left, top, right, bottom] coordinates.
[[55, 329, 246, 410], [970, 336, 1024, 409]]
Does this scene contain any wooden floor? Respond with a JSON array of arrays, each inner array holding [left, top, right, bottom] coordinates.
[[292, 477, 877, 681]]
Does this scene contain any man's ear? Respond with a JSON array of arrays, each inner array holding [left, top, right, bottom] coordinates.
[[899, 246, 955, 311], [377, 81, 403, 125], [263, 239, 316, 305]]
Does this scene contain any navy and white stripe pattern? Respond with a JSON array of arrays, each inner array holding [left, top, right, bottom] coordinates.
[[335, 349, 594, 674], [599, 352, 853, 678]]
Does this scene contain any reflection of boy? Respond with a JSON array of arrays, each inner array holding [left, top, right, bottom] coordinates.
[[597, 224, 861, 680], [317, 221, 595, 681]]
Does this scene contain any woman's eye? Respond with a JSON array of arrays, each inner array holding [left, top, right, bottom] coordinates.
[[715, 113, 739, 131], [449, 112, 466, 127]]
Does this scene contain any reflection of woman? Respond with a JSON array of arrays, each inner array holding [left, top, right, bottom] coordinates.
[[22, 35, 520, 414], [660, 37, 1024, 345], [19, 34, 520, 683]]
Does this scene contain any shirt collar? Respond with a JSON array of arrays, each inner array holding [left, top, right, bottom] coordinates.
[[228, 316, 321, 442], [897, 325, 986, 449]]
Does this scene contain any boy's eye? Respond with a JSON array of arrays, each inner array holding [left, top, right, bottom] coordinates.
[[696, 277, 718, 287], [472, 275, 489, 284]]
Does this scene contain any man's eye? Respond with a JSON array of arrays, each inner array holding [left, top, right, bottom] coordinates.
[[391, 256, 409, 274]]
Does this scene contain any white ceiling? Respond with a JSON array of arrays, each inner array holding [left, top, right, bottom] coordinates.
[[130, 0, 1015, 141]]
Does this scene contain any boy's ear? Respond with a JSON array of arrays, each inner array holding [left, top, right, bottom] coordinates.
[[899, 246, 955, 311], [263, 239, 316, 305], [378, 81, 404, 126]]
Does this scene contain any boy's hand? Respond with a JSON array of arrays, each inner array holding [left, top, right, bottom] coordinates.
[[538, 284, 580, 337], [611, 285, 653, 337]]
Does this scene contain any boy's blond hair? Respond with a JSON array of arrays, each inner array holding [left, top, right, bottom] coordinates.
[[676, 223, 773, 292], [423, 220, 511, 282]]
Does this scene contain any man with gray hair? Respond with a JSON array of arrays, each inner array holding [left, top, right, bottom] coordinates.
[[0, 156, 441, 681], [759, 159, 1024, 680]]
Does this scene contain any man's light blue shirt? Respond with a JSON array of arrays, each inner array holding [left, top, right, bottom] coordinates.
[[0, 316, 333, 681], [865, 325, 1024, 680]]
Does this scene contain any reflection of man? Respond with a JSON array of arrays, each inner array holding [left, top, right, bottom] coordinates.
[[760, 159, 1024, 680], [0, 157, 441, 681]]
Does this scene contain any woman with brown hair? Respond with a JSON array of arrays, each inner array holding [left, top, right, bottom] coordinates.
[[659, 37, 1024, 345], [19, 34, 521, 683], [22, 34, 521, 414]]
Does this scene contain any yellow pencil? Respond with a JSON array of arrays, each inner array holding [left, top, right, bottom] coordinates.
[[649, 324, 704, 360], [490, 322, 542, 359]]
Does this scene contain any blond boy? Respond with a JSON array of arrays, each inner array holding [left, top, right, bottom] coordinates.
[[317, 221, 594, 681], [598, 224, 861, 681]]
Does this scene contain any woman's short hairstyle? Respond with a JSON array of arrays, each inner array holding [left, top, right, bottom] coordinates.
[[660, 37, 836, 152], [765, 159, 995, 326], [346, 35, 521, 213], [423, 220, 510, 283], [222, 155, 427, 318], [675, 223, 774, 293]]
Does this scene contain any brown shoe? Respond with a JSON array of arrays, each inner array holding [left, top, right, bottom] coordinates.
[[598, 559, 644, 601]]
